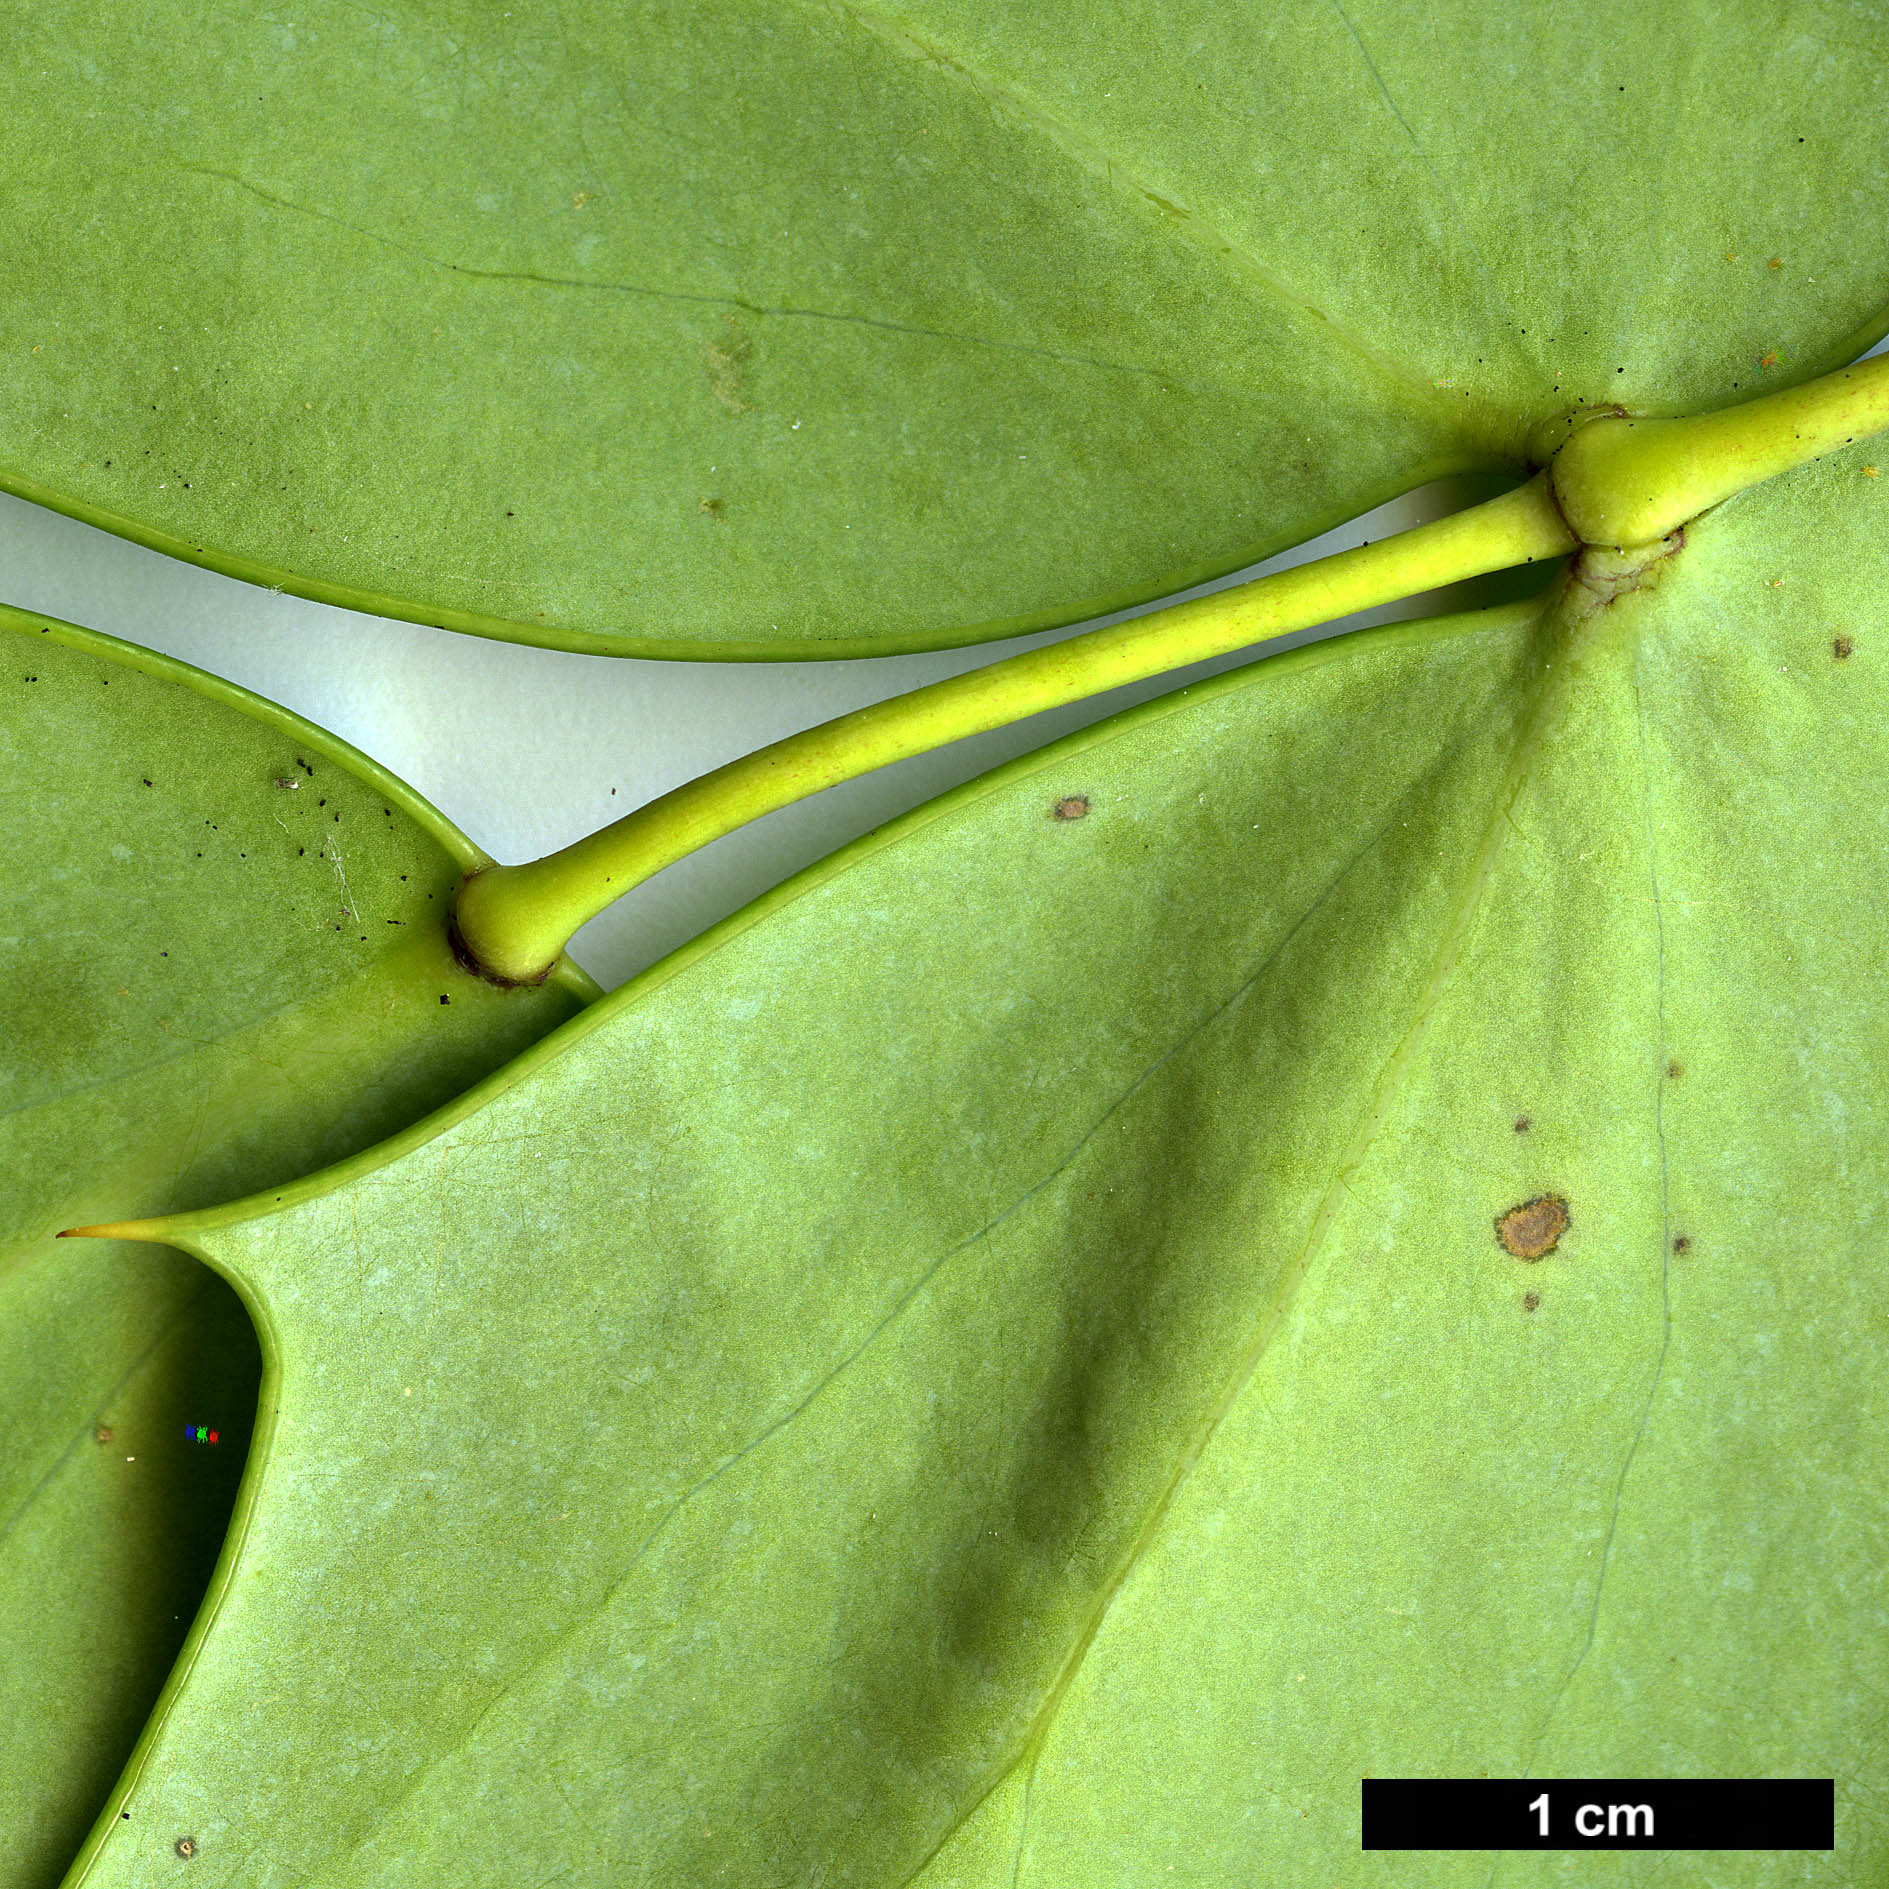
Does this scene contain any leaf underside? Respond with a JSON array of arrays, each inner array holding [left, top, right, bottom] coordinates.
[[88, 446, 1889, 1885], [0, 615, 587, 1889], [7, 4, 1889, 1883], [1, 0, 1887, 654]]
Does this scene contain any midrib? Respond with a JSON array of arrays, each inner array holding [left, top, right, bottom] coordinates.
[[906, 588, 1586, 1885], [790, 0, 1491, 436]]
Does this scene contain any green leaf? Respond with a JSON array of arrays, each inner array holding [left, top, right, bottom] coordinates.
[[85, 441, 1889, 1882], [0, 613, 589, 1889], [3, 2, 1886, 655]]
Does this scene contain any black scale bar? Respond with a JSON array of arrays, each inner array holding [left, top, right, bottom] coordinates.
[[1362, 1779, 1833, 1850]]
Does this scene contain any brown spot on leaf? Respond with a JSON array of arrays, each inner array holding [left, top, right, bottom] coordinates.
[[175, 1837, 197, 1859], [94, 1425, 113, 1445], [1666, 1060, 1684, 1080], [1672, 1233, 1691, 1254], [1835, 635, 1854, 660], [1051, 795, 1090, 821], [698, 497, 725, 520], [1522, 1291, 1541, 1312], [1513, 1115, 1531, 1134], [1496, 1194, 1570, 1260]]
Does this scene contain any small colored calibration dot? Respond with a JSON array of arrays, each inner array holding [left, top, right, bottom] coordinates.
[[184, 1425, 220, 1445]]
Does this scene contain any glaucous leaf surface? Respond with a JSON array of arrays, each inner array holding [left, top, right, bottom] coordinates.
[[82, 443, 1889, 1884], [0, 613, 590, 1889], [1, 2, 1885, 655]]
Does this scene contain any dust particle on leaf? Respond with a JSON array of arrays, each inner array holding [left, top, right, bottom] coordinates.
[[1834, 635, 1854, 660], [1051, 795, 1090, 821], [1496, 1194, 1570, 1260]]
